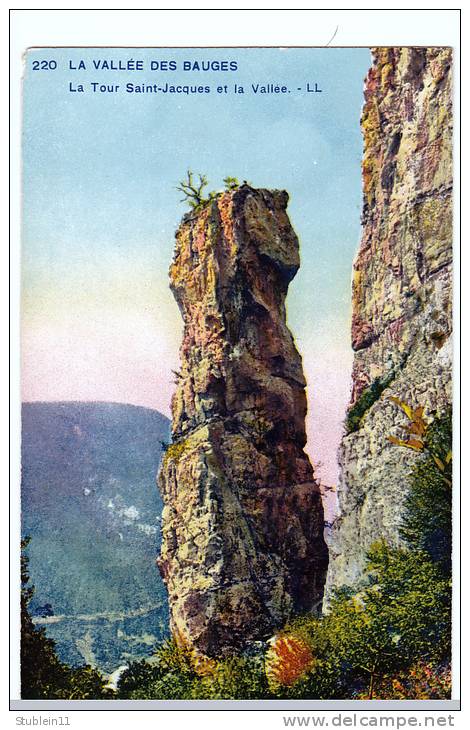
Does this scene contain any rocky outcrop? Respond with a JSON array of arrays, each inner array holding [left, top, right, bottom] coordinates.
[[325, 48, 453, 601], [158, 186, 328, 657]]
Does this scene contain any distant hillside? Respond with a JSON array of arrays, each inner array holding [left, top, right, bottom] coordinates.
[[21, 401, 171, 672]]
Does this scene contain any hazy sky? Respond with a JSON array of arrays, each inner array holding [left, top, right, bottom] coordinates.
[[22, 47, 371, 487]]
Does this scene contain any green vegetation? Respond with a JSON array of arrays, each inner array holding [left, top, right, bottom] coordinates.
[[118, 643, 269, 700], [114, 407, 451, 701], [117, 641, 197, 699], [360, 660, 451, 699], [223, 176, 240, 190], [21, 537, 114, 699], [23, 405, 451, 700], [176, 171, 246, 212], [400, 409, 452, 575], [345, 370, 395, 433], [193, 655, 269, 699], [163, 438, 190, 468], [385, 400, 452, 573], [115, 534, 450, 700], [176, 170, 217, 211], [283, 541, 450, 699]]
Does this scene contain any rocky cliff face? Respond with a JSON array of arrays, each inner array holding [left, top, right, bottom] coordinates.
[[325, 47, 453, 600], [158, 186, 328, 657]]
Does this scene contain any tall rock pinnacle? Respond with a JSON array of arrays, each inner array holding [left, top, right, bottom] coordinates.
[[325, 48, 453, 601], [158, 185, 328, 658]]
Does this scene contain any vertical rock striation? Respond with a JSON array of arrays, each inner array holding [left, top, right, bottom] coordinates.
[[325, 48, 453, 600], [158, 186, 328, 657]]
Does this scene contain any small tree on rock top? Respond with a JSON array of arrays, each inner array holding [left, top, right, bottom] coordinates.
[[223, 176, 240, 190], [176, 170, 213, 210]]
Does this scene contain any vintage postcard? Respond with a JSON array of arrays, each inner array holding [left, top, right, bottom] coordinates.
[[17, 42, 455, 708]]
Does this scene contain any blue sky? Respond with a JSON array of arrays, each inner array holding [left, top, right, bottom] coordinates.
[[22, 46, 371, 488]]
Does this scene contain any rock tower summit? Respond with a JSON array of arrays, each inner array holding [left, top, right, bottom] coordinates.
[[158, 185, 328, 658]]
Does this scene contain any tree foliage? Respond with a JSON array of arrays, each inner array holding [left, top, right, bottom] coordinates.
[[345, 371, 395, 433], [118, 639, 269, 700], [176, 171, 244, 211], [113, 406, 452, 701], [282, 541, 451, 699], [117, 640, 197, 699], [357, 660, 451, 700], [23, 403, 451, 701], [194, 655, 269, 699], [116, 537, 451, 701], [20, 537, 113, 699], [223, 176, 239, 190], [265, 635, 314, 690], [388, 406, 452, 574], [176, 170, 217, 211]]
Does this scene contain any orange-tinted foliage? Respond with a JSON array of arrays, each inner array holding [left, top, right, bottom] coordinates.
[[387, 397, 428, 452], [265, 634, 314, 687]]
